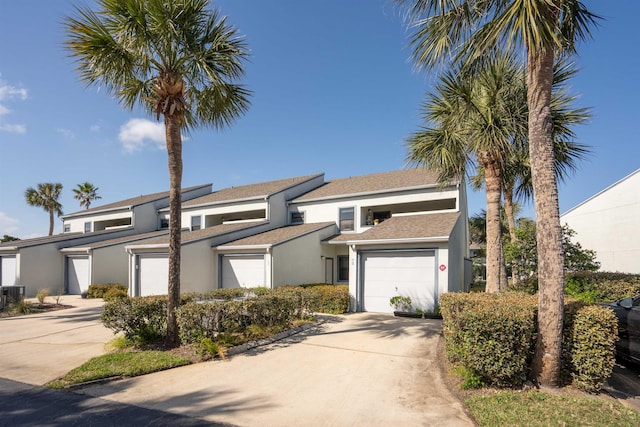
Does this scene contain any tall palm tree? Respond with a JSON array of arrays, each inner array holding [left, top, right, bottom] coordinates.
[[25, 183, 63, 236], [407, 53, 525, 292], [73, 182, 101, 210], [397, 0, 600, 386], [65, 0, 251, 347]]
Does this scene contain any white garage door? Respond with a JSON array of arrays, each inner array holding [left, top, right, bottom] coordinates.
[[67, 256, 90, 295], [139, 255, 169, 296], [362, 251, 436, 313], [1, 256, 17, 286], [221, 255, 265, 288]]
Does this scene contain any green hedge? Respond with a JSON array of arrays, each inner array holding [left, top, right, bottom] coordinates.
[[275, 284, 349, 314], [441, 292, 619, 391], [511, 272, 640, 303], [87, 283, 128, 299]]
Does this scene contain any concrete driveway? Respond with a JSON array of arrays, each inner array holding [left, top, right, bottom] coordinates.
[[0, 296, 113, 385], [78, 314, 474, 427]]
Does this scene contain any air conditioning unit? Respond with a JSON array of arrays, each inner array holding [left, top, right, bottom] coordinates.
[[0, 286, 26, 309]]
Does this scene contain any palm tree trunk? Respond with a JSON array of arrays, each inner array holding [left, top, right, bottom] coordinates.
[[481, 154, 506, 292], [165, 114, 183, 348], [528, 45, 564, 388], [48, 209, 54, 236], [503, 182, 518, 284]]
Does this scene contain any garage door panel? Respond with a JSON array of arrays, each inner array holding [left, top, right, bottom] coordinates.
[[139, 255, 168, 296], [221, 255, 265, 288], [362, 251, 435, 313], [67, 256, 89, 295], [1, 256, 17, 286]]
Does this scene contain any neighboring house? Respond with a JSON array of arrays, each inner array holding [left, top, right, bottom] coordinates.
[[62, 184, 212, 233], [288, 169, 470, 313], [0, 185, 211, 297], [561, 168, 640, 274], [128, 174, 327, 295]]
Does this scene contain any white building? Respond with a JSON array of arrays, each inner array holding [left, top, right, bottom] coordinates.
[[561, 168, 640, 274]]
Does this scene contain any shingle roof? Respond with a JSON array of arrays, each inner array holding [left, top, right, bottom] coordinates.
[[62, 184, 211, 218], [326, 212, 460, 243], [292, 168, 446, 202], [0, 229, 131, 250], [61, 230, 170, 250], [126, 221, 269, 247], [218, 222, 335, 248], [182, 174, 323, 207]]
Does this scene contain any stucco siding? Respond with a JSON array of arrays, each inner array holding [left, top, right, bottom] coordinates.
[[19, 246, 64, 297], [90, 245, 130, 286], [271, 228, 335, 286]]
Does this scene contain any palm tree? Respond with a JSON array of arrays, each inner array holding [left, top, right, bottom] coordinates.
[[65, 0, 251, 347], [397, 0, 600, 386], [25, 183, 63, 236], [73, 182, 101, 210], [407, 53, 525, 292]]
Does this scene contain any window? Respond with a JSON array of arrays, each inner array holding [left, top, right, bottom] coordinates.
[[84, 222, 91, 233], [160, 217, 169, 229], [339, 207, 354, 231], [338, 255, 349, 281], [291, 211, 304, 224], [191, 215, 201, 231], [63, 224, 70, 233]]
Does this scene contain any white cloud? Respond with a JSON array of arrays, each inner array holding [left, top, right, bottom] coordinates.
[[56, 128, 75, 140], [90, 124, 101, 132], [0, 74, 28, 133], [118, 118, 166, 153], [0, 124, 26, 134], [0, 211, 19, 235]]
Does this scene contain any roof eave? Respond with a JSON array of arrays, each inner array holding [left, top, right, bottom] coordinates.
[[292, 182, 457, 204], [329, 236, 450, 245]]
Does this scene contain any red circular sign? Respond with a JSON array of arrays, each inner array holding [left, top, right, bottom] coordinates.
[[439, 264, 447, 272]]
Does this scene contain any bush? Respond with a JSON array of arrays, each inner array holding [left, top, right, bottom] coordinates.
[[102, 296, 169, 343], [87, 283, 128, 299], [440, 292, 538, 387], [441, 292, 620, 391], [276, 284, 349, 315], [201, 288, 246, 301], [36, 289, 49, 305], [567, 305, 618, 392], [103, 287, 129, 301]]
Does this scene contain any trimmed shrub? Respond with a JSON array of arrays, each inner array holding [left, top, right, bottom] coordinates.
[[102, 296, 168, 343], [201, 288, 246, 301], [567, 305, 619, 392], [440, 292, 538, 387], [245, 294, 296, 327], [276, 284, 349, 315], [103, 287, 129, 301], [87, 283, 128, 299]]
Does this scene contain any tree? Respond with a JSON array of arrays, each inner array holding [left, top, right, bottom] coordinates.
[[1, 235, 20, 243], [25, 183, 63, 236], [407, 53, 526, 292], [65, 0, 251, 347], [73, 182, 101, 210], [397, 0, 600, 386], [504, 220, 599, 278]]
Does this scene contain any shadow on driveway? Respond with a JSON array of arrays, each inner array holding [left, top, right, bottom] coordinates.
[[0, 378, 229, 427]]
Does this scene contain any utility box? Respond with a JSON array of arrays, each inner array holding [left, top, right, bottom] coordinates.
[[0, 286, 26, 310]]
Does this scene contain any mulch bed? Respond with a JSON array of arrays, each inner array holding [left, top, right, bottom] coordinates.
[[0, 302, 74, 318]]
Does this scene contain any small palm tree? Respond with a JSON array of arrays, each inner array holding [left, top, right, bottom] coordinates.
[[65, 0, 251, 347], [25, 183, 63, 236], [73, 182, 101, 210]]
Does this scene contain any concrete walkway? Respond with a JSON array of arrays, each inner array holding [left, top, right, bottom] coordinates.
[[0, 296, 113, 385], [78, 314, 474, 427]]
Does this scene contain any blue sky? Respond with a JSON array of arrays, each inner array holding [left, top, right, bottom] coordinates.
[[0, 1, 638, 238]]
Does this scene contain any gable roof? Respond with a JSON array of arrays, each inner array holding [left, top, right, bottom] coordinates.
[[0, 229, 132, 251], [125, 221, 269, 249], [326, 212, 460, 244], [181, 174, 324, 208], [561, 168, 640, 217], [62, 184, 211, 219], [292, 168, 446, 202], [217, 222, 335, 249]]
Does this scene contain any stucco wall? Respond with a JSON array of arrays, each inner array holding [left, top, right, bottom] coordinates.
[[19, 245, 65, 297], [90, 245, 130, 286], [561, 170, 640, 274], [446, 214, 468, 292]]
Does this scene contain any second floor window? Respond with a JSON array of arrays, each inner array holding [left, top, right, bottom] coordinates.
[[84, 222, 91, 233], [291, 211, 304, 224], [339, 207, 354, 231], [160, 217, 169, 229], [191, 216, 201, 231]]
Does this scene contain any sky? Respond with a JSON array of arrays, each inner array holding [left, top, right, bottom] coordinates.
[[0, 1, 638, 239]]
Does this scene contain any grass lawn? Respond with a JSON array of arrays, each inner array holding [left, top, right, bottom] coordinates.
[[47, 351, 191, 389], [466, 390, 640, 426]]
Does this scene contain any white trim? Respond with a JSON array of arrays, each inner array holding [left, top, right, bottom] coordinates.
[[292, 182, 457, 204], [330, 236, 449, 245], [125, 243, 169, 251]]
